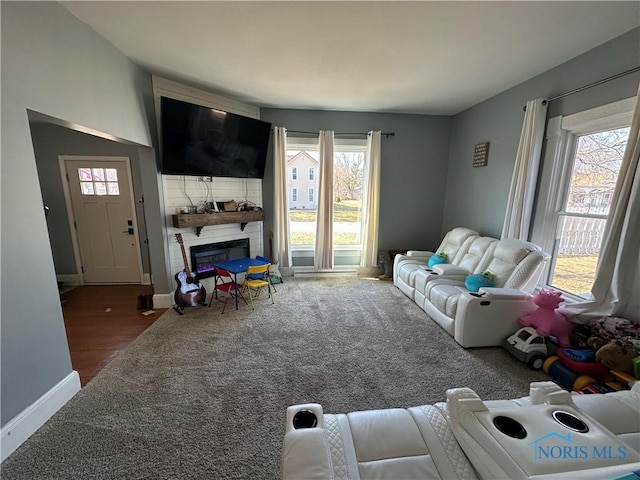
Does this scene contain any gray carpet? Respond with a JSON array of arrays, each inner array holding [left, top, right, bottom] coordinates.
[[2, 277, 547, 479]]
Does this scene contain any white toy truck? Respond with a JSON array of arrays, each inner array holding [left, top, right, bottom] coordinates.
[[502, 326, 548, 370]]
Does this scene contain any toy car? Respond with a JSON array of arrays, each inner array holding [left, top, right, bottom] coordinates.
[[502, 327, 548, 370]]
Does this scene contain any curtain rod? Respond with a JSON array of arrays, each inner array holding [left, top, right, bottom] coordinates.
[[524, 66, 640, 110], [548, 66, 640, 102], [278, 129, 395, 138]]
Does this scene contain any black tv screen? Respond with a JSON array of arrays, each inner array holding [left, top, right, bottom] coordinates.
[[160, 96, 271, 178]]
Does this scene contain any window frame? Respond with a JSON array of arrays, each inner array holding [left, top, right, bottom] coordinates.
[[291, 166, 298, 181], [530, 96, 635, 299], [291, 187, 298, 203], [308, 166, 315, 181]]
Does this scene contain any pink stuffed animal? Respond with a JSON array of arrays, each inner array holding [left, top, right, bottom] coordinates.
[[519, 290, 575, 346]]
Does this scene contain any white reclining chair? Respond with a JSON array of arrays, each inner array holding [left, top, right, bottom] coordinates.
[[422, 238, 549, 348], [414, 236, 498, 312], [283, 381, 640, 480], [393, 227, 479, 300]]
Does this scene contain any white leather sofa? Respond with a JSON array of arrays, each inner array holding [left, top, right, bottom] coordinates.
[[282, 381, 640, 479], [420, 238, 549, 347], [393, 227, 479, 300]]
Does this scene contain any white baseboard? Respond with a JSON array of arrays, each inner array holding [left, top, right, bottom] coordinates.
[[153, 293, 173, 309], [1, 371, 81, 463], [56, 274, 80, 286], [294, 268, 357, 278]]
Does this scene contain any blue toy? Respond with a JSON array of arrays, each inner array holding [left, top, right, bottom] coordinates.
[[427, 252, 448, 268], [465, 271, 495, 292]]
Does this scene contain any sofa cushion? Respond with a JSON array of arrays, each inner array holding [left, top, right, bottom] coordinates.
[[456, 236, 498, 274], [429, 283, 467, 318], [481, 239, 541, 288]]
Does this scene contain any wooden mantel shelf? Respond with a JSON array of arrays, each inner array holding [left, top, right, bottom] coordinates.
[[173, 210, 265, 236]]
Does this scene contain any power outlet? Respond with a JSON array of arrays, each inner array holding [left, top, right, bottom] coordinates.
[[199, 176, 213, 182]]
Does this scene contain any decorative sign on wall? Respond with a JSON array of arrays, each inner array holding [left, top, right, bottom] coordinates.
[[473, 142, 490, 167]]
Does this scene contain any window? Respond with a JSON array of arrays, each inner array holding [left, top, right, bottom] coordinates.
[[287, 138, 366, 267], [78, 167, 119, 196], [291, 187, 298, 203], [532, 97, 633, 299], [291, 166, 298, 181]]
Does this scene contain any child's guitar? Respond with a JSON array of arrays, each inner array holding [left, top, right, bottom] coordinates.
[[174, 234, 207, 312]]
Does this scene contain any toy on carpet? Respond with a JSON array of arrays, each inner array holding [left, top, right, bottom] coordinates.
[[543, 356, 596, 391], [502, 327, 548, 370], [464, 271, 494, 292], [519, 289, 575, 346], [556, 347, 610, 376], [427, 251, 448, 268]]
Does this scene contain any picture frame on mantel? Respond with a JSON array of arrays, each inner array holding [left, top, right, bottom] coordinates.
[[473, 142, 490, 167]]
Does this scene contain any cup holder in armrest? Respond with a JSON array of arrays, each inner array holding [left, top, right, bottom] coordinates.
[[493, 415, 527, 439], [293, 410, 318, 429], [552, 410, 589, 433]]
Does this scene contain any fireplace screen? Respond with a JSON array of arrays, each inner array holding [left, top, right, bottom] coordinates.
[[190, 238, 250, 279]]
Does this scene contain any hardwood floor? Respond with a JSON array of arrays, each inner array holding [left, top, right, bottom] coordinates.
[[61, 284, 167, 386]]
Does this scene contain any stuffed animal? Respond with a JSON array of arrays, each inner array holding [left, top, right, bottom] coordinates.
[[428, 252, 448, 268], [519, 289, 575, 346], [588, 316, 640, 373], [596, 341, 638, 372], [464, 271, 495, 292]]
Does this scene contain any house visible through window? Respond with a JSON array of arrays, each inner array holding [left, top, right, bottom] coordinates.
[[291, 166, 298, 180], [292, 187, 298, 203], [533, 97, 633, 299], [286, 138, 366, 267]]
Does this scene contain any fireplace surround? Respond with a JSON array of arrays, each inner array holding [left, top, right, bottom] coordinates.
[[190, 238, 250, 279]]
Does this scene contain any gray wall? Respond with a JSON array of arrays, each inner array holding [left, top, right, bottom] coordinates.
[[443, 27, 640, 238], [30, 123, 152, 276], [0, 2, 157, 426], [259, 109, 453, 253]]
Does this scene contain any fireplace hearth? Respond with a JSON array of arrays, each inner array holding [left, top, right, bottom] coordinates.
[[190, 238, 250, 279]]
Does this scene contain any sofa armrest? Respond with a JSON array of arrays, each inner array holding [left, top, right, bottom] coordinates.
[[393, 251, 434, 286], [476, 287, 533, 300], [406, 250, 434, 257], [453, 290, 536, 348], [432, 264, 469, 276]]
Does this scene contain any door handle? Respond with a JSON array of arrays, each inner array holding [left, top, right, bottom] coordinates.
[[122, 228, 134, 235]]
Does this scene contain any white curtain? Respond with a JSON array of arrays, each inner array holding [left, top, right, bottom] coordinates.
[[562, 85, 640, 323], [360, 131, 381, 267], [501, 98, 548, 240], [272, 126, 292, 268], [314, 130, 334, 269]]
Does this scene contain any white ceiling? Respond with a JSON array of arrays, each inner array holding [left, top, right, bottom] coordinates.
[[61, 1, 640, 115]]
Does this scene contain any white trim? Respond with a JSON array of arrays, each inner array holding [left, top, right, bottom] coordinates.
[[531, 96, 635, 292], [56, 274, 81, 286], [1, 371, 80, 463], [153, 292, 173, 309], [142, 273, 151, 285], [58, 156, 85, 284], [294, 268, 357, 277]]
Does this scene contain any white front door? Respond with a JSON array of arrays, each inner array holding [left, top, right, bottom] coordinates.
[[64, 157, 143, 284]]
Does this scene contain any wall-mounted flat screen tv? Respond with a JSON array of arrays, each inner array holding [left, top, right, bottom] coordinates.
[[160, 96, 271, 179]]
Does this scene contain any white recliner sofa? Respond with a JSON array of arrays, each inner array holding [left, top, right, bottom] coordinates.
[[421, 238, 549, 348], [282, 381, 640, 479], [393, 227, 479, 300]]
